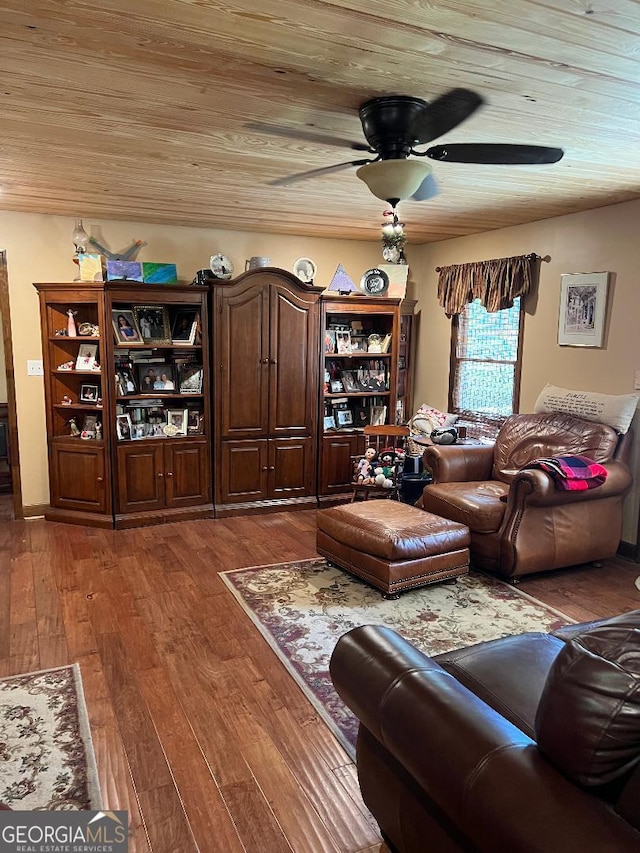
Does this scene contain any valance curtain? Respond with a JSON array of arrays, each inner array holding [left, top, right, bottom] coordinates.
[[437, 253, 536, 316]]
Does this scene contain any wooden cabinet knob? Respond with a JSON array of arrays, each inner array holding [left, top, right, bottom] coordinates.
[[269, 466, 275, 471], [166, 471, 173, 478], [96, 477, 104, 483], [262, 358, 269, 364], [270, 358, 277, 364], [157, 472, 164, 478], [262, 466, 268, 471]]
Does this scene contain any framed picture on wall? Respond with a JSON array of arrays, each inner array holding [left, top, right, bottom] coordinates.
[[558, 272, 610, 347]]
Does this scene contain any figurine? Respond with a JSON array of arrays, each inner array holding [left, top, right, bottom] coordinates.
[[68, 418, 80, 436], [57, 360, 74, 371], [67, 309, 78, 337], [354, 446, 378, 485], [95, 422, 102, 440], [61, 395, 73, 406], [88, 236, 145, 261]]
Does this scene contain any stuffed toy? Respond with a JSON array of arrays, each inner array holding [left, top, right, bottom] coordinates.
[[375, 449, 396, 489], [354, 446, 378, 484]]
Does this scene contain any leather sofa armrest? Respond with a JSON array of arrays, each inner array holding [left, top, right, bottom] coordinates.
[[330, 625, 640, 851], [422, 443, 494, 483], [507, 460, 632, 509]]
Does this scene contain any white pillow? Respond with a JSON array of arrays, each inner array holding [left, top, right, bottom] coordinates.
[[534, 384, 639, 434]]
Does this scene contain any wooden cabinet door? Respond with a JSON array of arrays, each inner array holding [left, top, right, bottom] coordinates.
[[268, 437, 315, 499], [268, 286, 318, 436], [117, 442, 165, 514], [219, 439, 268, 503], [50, 443, 108, 513], [320, 434, 360, 494], [218, 285, 269, 438], [164, 440, 209, 507]]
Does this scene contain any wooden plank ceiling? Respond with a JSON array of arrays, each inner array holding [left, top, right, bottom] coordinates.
[[1, 0, 639, 243]]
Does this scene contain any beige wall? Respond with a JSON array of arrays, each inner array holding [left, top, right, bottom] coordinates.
[[0, 210, 381, 508], [408, 198, 640, 544]]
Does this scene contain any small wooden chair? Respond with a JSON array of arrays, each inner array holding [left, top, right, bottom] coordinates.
[[351, 425, 410, 502]]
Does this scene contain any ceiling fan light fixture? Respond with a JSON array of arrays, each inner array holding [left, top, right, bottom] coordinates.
[[356, 159, 433, 204]]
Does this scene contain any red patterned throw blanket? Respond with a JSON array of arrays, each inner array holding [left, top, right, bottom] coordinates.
[[524, 455, 608, 491]]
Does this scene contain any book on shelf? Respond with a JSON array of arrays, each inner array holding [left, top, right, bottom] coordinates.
[[381, 333, 392, 354]]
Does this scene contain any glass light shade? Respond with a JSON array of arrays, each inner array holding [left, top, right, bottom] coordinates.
[[71, 218, 90, 253], [356, 160, 433, 203]]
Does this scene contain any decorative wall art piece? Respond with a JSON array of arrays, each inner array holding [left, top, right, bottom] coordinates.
[[293, 257, 317, 283], [326, 264, 358, 294], [558, 272, 610, 347], [106, 260, 144, 281], [142, 262, 178, 284], [77, 254, 104, 282]]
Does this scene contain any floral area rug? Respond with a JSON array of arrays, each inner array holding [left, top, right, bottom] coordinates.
[[220, 558, 571, 756], [0, 664, 102, 810]]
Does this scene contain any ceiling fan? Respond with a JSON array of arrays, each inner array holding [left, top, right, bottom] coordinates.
[[259, 89, 564, 206]]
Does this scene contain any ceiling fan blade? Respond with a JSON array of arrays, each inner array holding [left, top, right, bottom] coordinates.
[[247, 121, 370, 152], [270, 159, 372, 186], [426, 143, 564, 165], [414, 88, 485, 144], [410, 172, 439, 202]]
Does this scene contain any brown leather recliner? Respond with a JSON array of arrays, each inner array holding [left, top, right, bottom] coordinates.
[[330, 613, 640, 853], [417, 412, 633, 580]]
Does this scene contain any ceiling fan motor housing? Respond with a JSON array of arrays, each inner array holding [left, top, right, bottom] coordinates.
[[358, 96, 429, 160]]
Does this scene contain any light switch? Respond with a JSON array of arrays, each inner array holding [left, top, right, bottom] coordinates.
[[634, 370, 640, 391], [27, 360, 44, 376]]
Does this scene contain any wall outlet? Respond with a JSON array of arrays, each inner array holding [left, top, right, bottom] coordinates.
[[635, 370, 640, 391], [27, 359, 44, 376]]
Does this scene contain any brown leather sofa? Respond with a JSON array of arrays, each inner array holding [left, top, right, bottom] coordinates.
[[330, 612, 640, 852], [417, 412, 632, 580]]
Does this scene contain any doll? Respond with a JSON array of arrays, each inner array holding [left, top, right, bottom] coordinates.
[[354, 446, 377, 484]]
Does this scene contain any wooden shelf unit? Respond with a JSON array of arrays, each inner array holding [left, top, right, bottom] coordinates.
[[35, 281, 212, 528]]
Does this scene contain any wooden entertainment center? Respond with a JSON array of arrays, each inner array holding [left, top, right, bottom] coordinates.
[[35, 268, 415, 527]]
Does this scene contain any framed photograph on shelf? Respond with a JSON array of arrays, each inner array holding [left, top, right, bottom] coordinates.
[[167, 408, 188, 435], [117, 366, 137, 395], [111, 309, 143, 344], [179, 364, 204, 394], [187, 410, 204, 434], [370, 404, 387, 427], [340, 370, 359, 392], [336, 409, 354, 428], [132, 305, 171, 344], [558, 272, 610, 347], [324, 330, 336, 354], [330, 379, 344, 393], [336, 330, 352, 354], [116, 413, 133, 440], [75, 343, 98, 371], [171, 309, 198, 344], [81, 414, 98, 438], [79, 384, 99, 403], [350, 335, 368, 353], [136, 364, 175, 392], [323, 415, 336, 431], [353, 405, 369, 428]]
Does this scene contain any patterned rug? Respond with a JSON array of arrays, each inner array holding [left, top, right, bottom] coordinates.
[[0, 664, 102, 810], [220, 558, 572, 756]]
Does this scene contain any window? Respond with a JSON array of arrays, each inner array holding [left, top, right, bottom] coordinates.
[[449, 298, 524, 434]]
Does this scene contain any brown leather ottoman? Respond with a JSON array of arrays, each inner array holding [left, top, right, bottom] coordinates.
[[316, 501, 470, 598]]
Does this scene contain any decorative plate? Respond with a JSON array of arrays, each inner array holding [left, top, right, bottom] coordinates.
[[360, 268, 390, 296], [209, 254, 234, 280], [293, 257, 317, 283]]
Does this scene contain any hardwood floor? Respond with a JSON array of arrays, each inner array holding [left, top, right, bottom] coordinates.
[[0, 509, 638, 852]]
